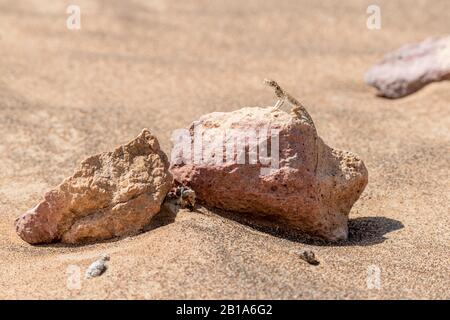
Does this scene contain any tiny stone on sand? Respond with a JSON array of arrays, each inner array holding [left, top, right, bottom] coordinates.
[[167, 185, 196, 211], [299, 249, 320, 266], [85, 254, 110, 279], [178, 186, 196, 211]]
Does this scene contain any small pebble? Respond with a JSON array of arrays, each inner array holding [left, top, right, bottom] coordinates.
[[299, 249, 320, 266], [85, 254, 110, 279], [174, 185, 196, 211], [180, 188, 196, 211]]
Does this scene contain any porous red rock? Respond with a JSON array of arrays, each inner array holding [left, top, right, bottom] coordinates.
[[170, 107, 368, 241], [365, 36, 450, 98], [15, 129, 172, 244]]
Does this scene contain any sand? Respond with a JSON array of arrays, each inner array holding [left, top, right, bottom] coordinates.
[[0, 0, 449, 299]]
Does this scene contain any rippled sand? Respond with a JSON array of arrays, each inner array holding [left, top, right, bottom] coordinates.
[[0, 0, 448, 299]]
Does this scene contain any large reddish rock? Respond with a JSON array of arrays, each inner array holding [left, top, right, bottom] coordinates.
[[365, 36, 450, 98], [15, 129, 172, 244], [170, 107, 368, 241]]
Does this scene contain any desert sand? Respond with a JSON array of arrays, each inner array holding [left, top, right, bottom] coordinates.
[[0, 0, 448, 299]]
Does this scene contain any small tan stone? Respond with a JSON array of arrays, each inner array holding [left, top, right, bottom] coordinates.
[[15, 129, 172, 244]]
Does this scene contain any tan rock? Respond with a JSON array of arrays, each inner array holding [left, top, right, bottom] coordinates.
[[170, 107, 368, 241], [365, 36, 450, 98], [15, 129, 172, 244]]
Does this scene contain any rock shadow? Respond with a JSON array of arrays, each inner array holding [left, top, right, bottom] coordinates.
[[207, 207, 404, 247], [345, 216, 404, 246], [142, 203, 178, 233]]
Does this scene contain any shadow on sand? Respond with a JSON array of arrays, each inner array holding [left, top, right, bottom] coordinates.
[[206, 208, 404, 247], [34, 202, 403, 248], [345, 216, 404, 246]]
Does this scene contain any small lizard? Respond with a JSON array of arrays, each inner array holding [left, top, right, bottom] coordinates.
[[264, 79, 314, 126]]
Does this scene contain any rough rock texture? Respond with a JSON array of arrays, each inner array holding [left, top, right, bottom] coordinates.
[[365, 36, 450, 98], [170, 107, 368, 241], [15, 129, 172, 244]]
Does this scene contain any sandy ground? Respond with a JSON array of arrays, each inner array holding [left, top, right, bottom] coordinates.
[[0, 0, 449, 299]]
